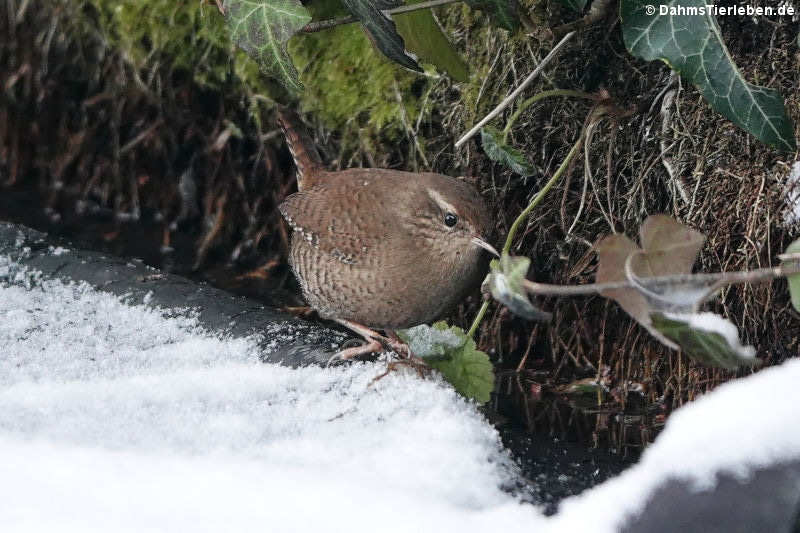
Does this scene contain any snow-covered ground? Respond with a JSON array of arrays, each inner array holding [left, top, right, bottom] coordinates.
[[1, 241, 799, 532]]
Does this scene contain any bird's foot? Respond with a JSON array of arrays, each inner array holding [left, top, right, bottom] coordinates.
[[326, 337, 383, 366], [368, 356, 431, 386], [327, 319, 388, 366], [328, 320, 427, 374]]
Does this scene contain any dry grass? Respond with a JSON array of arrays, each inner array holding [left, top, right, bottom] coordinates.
[[0, 0, 297, 300]]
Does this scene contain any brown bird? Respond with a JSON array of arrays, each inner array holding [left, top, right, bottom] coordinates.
[[277, 107, 497, 359]]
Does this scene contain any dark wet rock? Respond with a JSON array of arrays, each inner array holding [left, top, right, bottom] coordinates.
[[621, 459, 800, 533], [0, 222, 343, 367]]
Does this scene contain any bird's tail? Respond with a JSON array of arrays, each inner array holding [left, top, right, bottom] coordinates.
[[277, 106, 323, 191]]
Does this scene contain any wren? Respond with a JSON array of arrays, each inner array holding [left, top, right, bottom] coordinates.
[[277, 107, 497, 359]]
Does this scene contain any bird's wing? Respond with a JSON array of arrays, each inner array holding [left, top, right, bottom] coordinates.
[[279, 182, 393, 266]]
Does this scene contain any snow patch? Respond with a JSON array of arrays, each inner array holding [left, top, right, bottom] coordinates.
[[0, 258, 539, 531], [665, 311, 756, 359], [553, 358, 800, 531], [2, 246, 799, 532]]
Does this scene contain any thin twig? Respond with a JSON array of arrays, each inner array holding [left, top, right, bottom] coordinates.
[[522, 264, 800, 297], [454, 31, 576, 149], [300, 0, 461, 33], [467, 128, 586, 338]]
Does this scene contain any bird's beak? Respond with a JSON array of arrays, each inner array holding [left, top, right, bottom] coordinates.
[[471, 237, 499, 257]]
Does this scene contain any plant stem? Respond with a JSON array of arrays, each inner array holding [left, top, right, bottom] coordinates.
[[523, 264, 800, 296], [300, 0, 462, 33], [467, 300, 489, 339], [467, 130, 584, 338], [454, 31, 576, 149], [501, 89, 596, 143], [502, 133, 584, 256]]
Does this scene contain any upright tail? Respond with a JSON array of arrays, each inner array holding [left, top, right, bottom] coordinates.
[[276, 106, 324, 191]]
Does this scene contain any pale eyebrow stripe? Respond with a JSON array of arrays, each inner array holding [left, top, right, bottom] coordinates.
[[427, 188, 459, 215]]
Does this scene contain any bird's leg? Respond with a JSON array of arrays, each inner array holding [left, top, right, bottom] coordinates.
[[335, 319, 385, 344], [383, 329, 411, 357], [327, 319, 386, 366], [383, 329, 430, 377], [330, 321, 430, 378], [328, 338, 383, 365]]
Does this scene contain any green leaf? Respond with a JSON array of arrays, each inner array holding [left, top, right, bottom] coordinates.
[[223, 0, 311, 93], [398, 322, 494, 404], [394, 1, 468, 82], [486, 254, 552, 321], [650, 312, 759, 370], [558, 0, 588, 12], [341, 0, 423, 72], [621, 0, 796, 152], [783, 238, 800, 312], [480, 126, 535, 177], [463, 0, 523, 31]]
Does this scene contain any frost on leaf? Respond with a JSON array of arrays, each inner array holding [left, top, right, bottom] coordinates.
[[486, 254, 552, 321], [398, 322, 494, 404], [783, 161, 800, 227], [223, 0, 311, 92], [650, 313, 758, 370]]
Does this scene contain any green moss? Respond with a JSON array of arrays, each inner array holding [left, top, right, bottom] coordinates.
[[288, 24, 421, 136], [77, 0, 425, 137], [85, 0, 247, 91]]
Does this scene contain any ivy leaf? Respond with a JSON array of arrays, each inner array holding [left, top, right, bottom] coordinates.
[[621, 0, 796, 152], [398, 322, 494, 404], [341, 0, 423, 72], [223, 0, 311, 93], [595, 215, 712, 350], [782, 238, 800, 312], [480, 127, 535, 177], [486, 254, 552, 321], [463, 0, 524, 31], [394, 1, 468, 82], [557, 0, 588, 12], [650, 312, 759, 370]]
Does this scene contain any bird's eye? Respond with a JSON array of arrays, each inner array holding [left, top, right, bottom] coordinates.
[[444, 213, 458, 227]]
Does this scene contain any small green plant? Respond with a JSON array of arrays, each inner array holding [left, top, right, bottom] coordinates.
[[397, 322, 494, 403]]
